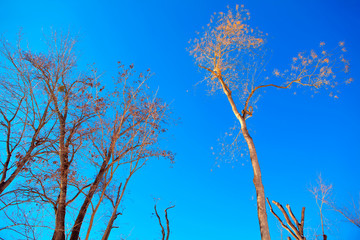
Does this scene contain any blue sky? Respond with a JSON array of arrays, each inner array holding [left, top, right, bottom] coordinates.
[[1, 0, 360, 239]]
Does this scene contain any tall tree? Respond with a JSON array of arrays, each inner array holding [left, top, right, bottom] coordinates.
[[69, 63, 173, 240], [0, 33, 172, 240], [189, 5, 350, 240]]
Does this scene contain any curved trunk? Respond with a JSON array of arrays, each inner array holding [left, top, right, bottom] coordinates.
[[218, 76, 270, 240]]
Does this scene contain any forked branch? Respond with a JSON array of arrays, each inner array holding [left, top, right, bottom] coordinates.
[[154, 204, 175, 240]]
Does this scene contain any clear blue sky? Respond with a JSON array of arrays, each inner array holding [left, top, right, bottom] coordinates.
[[1, 0, 359, 239]]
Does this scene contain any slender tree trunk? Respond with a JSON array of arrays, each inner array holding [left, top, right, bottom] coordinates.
[[84, 181, 112, 240], [52, 168, 68, 240], [69, 160, 108, 240], [239, 116, 270, 240], [101, 177, 131, 240], [218, 76, 271, 240], [52, 152, 69, 240], [53, 121, 68, 240]]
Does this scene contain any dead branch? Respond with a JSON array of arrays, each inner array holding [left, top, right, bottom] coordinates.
[[266, 198, 306, 240]]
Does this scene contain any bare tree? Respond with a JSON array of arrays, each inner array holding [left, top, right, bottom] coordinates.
[[309, 174, 332, 239], [0, 33, 173, 240], [69, 63, 172, 240], [189, 5, 350, 240], [311, 175, 360, 231], [17, 33, 100, 240]]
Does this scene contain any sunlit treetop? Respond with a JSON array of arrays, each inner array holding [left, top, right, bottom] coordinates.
[[190, 5, 352, 118], [189, 5, 264, 95]]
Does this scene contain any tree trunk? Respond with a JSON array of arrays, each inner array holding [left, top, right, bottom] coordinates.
[[69, 160, 108, 240], [239, 117, 270, 240], [52, 122, 68, 240], [52, 156, 69, 240], [218, 76, 271, 240]]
